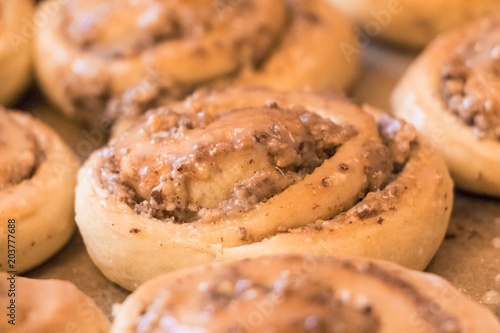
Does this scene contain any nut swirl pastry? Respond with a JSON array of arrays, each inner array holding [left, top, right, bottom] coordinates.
[[34, 0, 359, 127], [392, 15, 500, 197], [328, 0, 500, 48], [0, 0, 34, 105], [75, 87, 453, 291], [0, 108, 79, 273], [111, 255, 500, 333], [0, 272, 110, 332]]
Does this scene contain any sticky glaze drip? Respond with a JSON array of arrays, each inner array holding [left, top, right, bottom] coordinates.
[[99, 104, 357, 222], [440, 17, 500, 140], [344, 261, 462, 333]]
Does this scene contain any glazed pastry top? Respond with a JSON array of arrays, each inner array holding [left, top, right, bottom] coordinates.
[[440, 17, 500, 140], [62, 0, 284, 62], [94, 90, 417, 225]]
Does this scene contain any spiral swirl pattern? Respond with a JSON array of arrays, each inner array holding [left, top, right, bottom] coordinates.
[[0, 109, 79, 273], [76, 88, 452, 290]]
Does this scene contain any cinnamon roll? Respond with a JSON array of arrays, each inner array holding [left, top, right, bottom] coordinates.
[[0, 108, 79, 273], [0, 0, 34, 106], [392, 15, 500, 197], [34, 0, 359, 127], [328, 0, 500, 48], [75, 87, 453, 291], [111, 254, 500, 333], [0, 272, 109, 332]]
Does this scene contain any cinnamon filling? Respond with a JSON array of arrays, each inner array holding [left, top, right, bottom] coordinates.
[[0, 111, 39, 190], [289, 115, 417, 234], [99, 105, 358, 222], [98, 102, 416, 223], [440, 18, 500, 140]]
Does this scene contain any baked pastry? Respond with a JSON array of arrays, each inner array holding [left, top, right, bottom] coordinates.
[[0, 108, 79, 273], [111, 254, 500, 332], [34, 0, 359, 127], [328, 0, 500, 48], [392, 15, 500, 197], [0, 272, 109, 332], [75, 87, 453, 291], [0, 0, 34, 105]]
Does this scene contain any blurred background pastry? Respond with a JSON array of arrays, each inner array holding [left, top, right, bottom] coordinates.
[[34, 0, 360, 128], [0, 0, 34, 106], [0, 108, 79, 273], [75, 87, 452, 291], [392, 15, 500, 197]]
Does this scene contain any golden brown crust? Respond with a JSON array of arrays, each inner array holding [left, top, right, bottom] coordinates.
[[0, 272, 109, 333], [34, 0, 359, 127], [75, 87, 453, 291], [111, 254, 500, 333], [392, 15, 500, 197], [0, 0, 33, 105], [0, 108, 79, 273], [328, 0, 500, 48]]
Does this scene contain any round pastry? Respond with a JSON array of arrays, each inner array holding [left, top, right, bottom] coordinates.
[[0, 108, 79, 273], [111, 254, 500, 333], [0, 0, 34, 106], [75, 87, 453, 291], [392, 15, 500, 197], [34, 0, 359, 127], [0, 272, 109, 332], [328, 0, 500, 48]]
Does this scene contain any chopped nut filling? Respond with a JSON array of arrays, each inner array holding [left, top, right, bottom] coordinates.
[[98, 105, 357, 222], [441, 18, 500, 140]]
